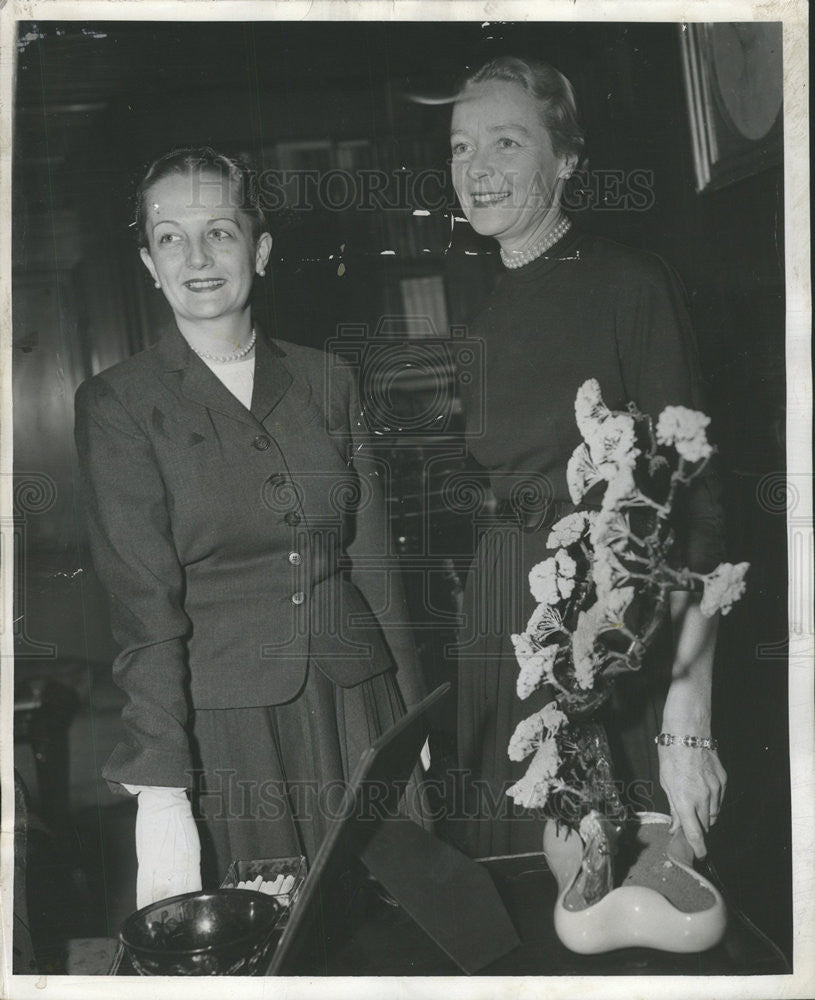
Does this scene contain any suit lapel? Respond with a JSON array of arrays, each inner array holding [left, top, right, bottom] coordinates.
[[154, 323, 293, 430], [250, 329, 294, 424]]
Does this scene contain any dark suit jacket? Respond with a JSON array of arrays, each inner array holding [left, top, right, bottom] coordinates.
[[74, 324, 425, 788]]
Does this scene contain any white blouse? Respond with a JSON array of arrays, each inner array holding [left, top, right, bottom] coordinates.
[[202, 354, 255, 409]]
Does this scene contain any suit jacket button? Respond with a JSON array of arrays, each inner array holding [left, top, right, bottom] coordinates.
[[291, 591, 305, 605], [253, 435, 271, 451], [288, 551, 302, 565], [284, 511, 301, 526]]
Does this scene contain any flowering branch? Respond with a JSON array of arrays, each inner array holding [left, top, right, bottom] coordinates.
[[507, 379, 749, 902]]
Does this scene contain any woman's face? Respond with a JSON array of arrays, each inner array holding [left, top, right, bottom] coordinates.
[[139, 170, 271, 328], [450, 80, 574, 250]]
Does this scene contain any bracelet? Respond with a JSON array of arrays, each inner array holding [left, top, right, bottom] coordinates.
[[655, 732, 719, 751]]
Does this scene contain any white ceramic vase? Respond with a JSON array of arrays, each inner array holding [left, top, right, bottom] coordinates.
[[542, 811, 727, 954]]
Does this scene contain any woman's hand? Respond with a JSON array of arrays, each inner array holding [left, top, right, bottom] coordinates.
[[657, 743, 727, 858], [660, 591, 725, 858], [130, 785, 202, 908]]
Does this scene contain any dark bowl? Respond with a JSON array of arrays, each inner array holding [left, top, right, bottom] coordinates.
[[120, 889, 285, 975]]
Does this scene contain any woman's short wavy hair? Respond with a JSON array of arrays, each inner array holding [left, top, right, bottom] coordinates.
[[134, 146, 266, 248], [460, 55, 586, 164]]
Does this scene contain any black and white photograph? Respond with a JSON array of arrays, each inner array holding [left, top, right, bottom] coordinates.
[[0, 2, 811, 997]]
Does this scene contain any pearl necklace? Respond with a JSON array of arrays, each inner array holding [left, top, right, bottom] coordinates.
[[500, 216, 572, 270], [191, 329, 256, 364]]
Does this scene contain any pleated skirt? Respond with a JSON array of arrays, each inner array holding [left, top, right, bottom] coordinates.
[[456, 522, 671, 860], [190, 662, 425, 885]]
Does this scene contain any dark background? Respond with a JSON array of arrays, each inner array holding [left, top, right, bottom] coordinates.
[[11, 19, 790, 973]]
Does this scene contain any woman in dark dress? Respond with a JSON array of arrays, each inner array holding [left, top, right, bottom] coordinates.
[[75, 148, 426, 907], [450, 57, 727, 859]]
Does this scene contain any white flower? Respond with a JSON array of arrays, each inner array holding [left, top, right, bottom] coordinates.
[[547, 511, 594, 549], [571, 605, 602, 689], [526, 602, 565, 641], [590, 506, 629, 550], [575, 379, 610, 439], [574, 382, 639, 492], [529, 551, 576, 605], [601, 465, 638, 511], [531, 735, 561, 780], [602, 585, 635, 628], [700, 562, 749, 616], [567, 444, 602, 504], [511, 630, 537, 664], [570, 591, 634, 687], [655, 406, 713, 464], [507, 711, 546, 762], [592, 544, 629, 597], [506, 772, 550, 809], [554, 550, 577, 599], [539, 701, 568, 734], [515, 642, 558, 700], [507, 703, 567, 761], [528, 558, 560, 606], [511, 632, 558, 697], [573, 589, 636, 680], [586, 413, 640, 479], [591, 468, 638, 555], [506, 737, 562, 809]]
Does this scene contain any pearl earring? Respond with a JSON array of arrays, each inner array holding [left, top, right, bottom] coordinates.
[[154, 280, 161, 289], [257, 267, 266, 277]]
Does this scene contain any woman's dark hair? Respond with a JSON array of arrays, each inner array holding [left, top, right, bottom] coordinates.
[[134, 146, 266, 248], [459, 55, 586, 164]]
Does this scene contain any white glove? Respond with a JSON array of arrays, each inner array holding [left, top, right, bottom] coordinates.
[[125, 785, 202, 909]]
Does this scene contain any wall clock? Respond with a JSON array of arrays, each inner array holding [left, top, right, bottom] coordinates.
[[680, 22, 783, 192]]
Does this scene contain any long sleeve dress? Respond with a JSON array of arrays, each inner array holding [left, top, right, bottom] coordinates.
[[456, 226, 725, 859], [74, 323, 427, 881]]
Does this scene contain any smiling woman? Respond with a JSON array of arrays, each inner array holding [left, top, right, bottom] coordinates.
[[449, 58, 583, 261], [73, 146, 428, 911], [449, 57, 728, 863], [135, 149, 271, 352]]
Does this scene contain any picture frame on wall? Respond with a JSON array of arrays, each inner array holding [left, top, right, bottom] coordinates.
[[680, 21, 783, 192]]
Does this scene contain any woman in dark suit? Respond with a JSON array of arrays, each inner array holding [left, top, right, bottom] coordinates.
[[449, 57, 727, 859], [74, 148, 425, 907]]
